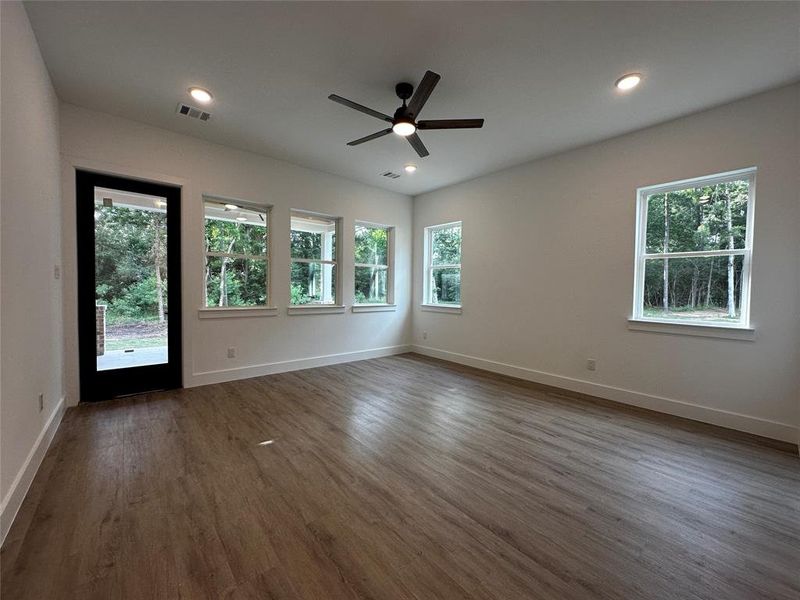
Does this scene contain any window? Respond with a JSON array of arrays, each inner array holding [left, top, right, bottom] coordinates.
[[424, 221, 462, 306], [354, 223, 393, 305], [204, 197, 270, 307], [290, 211, 340, 305], [633, 168, 755, 327]]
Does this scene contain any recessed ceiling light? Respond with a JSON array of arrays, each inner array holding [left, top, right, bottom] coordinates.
[[189, 87, 213, 104], [404, 164, 417, 173], [224, 203, 239, 210], [615, 73, 642, 91]]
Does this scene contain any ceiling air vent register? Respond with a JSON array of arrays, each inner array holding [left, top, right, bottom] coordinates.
[[381, 171, 401, 179], [176, 103, 211, 122]]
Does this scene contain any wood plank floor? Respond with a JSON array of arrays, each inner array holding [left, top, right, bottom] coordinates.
[[2, 353, 798, 600]]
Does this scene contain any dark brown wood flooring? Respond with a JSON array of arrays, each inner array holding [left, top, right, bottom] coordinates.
[[2, 353, 798, 599]]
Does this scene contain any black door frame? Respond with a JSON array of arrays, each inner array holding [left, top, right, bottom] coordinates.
[[76, 170, 182, 402]]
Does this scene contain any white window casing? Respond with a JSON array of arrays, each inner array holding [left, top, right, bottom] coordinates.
[[631, 167, 756, 333]]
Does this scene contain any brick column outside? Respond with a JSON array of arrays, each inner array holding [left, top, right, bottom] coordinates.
[[96, 305, 106, 356]]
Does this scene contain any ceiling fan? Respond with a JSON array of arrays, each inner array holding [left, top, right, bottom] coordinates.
[[328, 70, 484, 158]]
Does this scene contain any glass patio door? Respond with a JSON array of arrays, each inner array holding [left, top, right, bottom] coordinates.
[[76, 171, 182, 401]]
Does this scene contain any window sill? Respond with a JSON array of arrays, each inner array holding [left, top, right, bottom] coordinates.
[[198, 306, 278, 319], [352, 304, 397, 313], [627, 318, 755, 341], [287, 304, 346, 315], [421, 304, 462, 314]]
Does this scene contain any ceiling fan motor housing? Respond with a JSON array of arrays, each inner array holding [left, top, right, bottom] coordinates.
[[393, 105, 414, 124], [395, 82, 414, 101]]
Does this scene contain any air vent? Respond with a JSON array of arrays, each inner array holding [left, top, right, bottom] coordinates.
[[176, 102, 212, 122], [381, 171, 401, 179]]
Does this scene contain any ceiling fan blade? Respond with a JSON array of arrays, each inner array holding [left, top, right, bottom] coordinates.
[[347, 128, 393, 146], [418, 119, 485, 130], [407, 133, 429, 158], [407, 70, 441, 118], [328, 94, 392, 122]]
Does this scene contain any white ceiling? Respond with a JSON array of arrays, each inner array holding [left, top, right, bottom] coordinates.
[[25, 1, 800, 196]]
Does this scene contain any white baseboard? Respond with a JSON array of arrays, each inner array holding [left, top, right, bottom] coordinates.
[[411, 345, 798, 444], [1, 396, 66, 545], [190, 344, 412, 387]]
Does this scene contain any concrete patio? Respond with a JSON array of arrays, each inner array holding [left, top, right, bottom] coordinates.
[[97, 346, 167, 371]]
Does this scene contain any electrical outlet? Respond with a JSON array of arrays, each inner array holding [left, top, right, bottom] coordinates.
[[422, 330, 428, 340], [38, 393, 44, 412], [227, 347, 236, 359], [586, 358, 597, 371], [53, 265, 61, 280]]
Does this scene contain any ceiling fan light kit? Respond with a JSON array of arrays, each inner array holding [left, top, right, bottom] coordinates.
[[392, 120, 416, 136], [329, 70, 484, 158]]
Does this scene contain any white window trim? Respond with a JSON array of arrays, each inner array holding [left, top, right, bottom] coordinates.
[[420, 304, 462, 314], [202, 195, 272, 311], [423, 221, 462, 309], [198, 306, 278, 319], [631, 167, 756, 332], [287, 304, 346, 315], [353, 221, 395, 308], [352, 304, 397, 313], [627, 318, 754, 340], [290, 210, 342, 308]]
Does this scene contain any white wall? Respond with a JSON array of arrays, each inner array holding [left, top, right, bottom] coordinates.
[[59, 103, 413, 403], [0, 1, 64, 540], [413, 84, 800, 443]]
